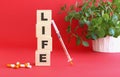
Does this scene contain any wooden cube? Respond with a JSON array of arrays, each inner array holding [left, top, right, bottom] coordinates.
[[35, 50, 51, 66], [36, 22, 51, 38], [37, 37, 52, 51], [36, 10, 52, 24]]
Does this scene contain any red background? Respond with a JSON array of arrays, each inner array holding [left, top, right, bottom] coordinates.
[[0, 0, 92, 50], [1, 0, 120, 77]]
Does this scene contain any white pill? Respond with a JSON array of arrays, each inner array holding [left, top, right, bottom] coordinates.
[[20, 64, 25, 67]]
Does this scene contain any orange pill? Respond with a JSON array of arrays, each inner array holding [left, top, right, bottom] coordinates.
[[7, 64, 15, 68], [14, 65, 19, 69], [16, 62, 20, 66], [24, 63, 30, 67], [26, 65, 32, 68]]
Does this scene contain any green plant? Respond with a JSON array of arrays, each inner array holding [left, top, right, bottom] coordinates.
[[61, 0, 120, 47]]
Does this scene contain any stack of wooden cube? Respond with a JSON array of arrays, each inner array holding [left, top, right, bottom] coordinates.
[[35, 10, 52, 66]]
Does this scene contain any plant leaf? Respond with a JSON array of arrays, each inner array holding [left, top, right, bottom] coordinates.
[[70, 5, 75, 10], [66, 25, 71, 33], [76, 36, 81, 45], [83, 19, 91, 26], [108, 27, 115, 36], [112, 14, 118, 21], [103, 13, 109, 21], [65, 16, 70, 21], [82, 41, 89, 47], [85, 12, 90, 17], [96, 29, 105, 38], [61, 4, 66, 11], [79, 20, 85, 27], [91, 33, 97, 40], [82, 3, 88, 10], [97, 17, 103, 25], [86, 21, 91, 26], [101, 10, 104, 16]]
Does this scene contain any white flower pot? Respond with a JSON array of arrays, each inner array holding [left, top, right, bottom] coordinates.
[[92, 36, 120, 53]]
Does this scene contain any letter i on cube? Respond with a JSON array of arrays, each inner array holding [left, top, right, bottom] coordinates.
[[35, 10, 52, 66]]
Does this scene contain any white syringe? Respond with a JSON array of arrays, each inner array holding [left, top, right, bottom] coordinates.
[[52, 20, 73, 64]]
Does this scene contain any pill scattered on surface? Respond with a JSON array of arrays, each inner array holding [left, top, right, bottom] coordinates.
[[7, 64, 15, 68], [7, 62, 32, 69]]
